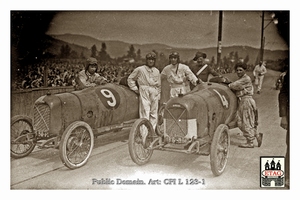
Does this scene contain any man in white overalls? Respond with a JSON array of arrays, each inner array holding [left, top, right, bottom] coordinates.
[[127, 52, 161, 130], [253, 61, 267, 94], [161, 52, 199, 98]]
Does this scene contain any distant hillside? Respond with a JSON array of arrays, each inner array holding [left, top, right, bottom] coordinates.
[[50, 33, 173, 59], [45, 35, 91, 58], [49, 33, 288, 65]]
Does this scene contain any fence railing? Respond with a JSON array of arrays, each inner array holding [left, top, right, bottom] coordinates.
[[11, 86, 75, 118]]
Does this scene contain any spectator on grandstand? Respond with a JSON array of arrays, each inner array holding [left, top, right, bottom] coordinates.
[[13, 59, 142, 90], [31, 76, 43, 88]]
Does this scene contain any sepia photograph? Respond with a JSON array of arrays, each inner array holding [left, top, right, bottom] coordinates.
[[5, 0, 298, 197]]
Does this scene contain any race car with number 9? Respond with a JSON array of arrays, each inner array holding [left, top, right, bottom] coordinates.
[[11, 83, 139, 169]]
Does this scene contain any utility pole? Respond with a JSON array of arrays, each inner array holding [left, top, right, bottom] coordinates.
[[260, 11, 265, 63], [259, 11, 278, 64], [217, 11, 223, 68]]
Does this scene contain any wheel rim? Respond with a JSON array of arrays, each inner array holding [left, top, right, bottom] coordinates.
[[133, 123, 152, 162], [66, 126, 92, 165], [11, 120, 34, 155], [216, 130, 229, 172]]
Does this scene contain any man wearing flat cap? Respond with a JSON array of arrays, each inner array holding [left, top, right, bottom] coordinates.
[[190, 51, 222, 83], [76, 57, 107, 89]]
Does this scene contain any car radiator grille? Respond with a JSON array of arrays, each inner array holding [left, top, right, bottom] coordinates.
[[164, 107, 188, 139], [33, 103, 50, 137]]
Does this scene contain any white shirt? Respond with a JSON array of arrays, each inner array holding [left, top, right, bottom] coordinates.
[[127, 65, 161, 92]]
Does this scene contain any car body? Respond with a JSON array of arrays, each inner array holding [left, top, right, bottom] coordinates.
[[33, 83, 139, 137], [128, 80, 238, 176], [11, 83, 139, 169], [162, 82, 237, 142]]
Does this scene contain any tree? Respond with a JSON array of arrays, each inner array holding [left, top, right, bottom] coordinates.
[[244, 55, 250, 64], [234, 51, 239, 63], [60, 45, 65, 58], [136, 49, 142, 61], [80, 51, 85, 59], [60, 44, 71, 58], [91, 44, 97, 58], [127, 45, 136, 59], [98, 42, 111, 62], [70, 50, 79, 59]]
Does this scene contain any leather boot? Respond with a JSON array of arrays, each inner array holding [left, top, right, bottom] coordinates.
[[256, 133, 263, 147], [238, 141, 254, 148]]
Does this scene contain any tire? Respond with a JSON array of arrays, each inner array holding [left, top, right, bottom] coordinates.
[[210, 124, 230, 176], [155, 104, 165, 136], [59, 121, 94, 169], [128, 118, 154, 165], [11, 115, 36, 158]]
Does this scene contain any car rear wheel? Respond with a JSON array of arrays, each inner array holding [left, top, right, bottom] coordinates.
[[11, 115, 36, 158], [210, 124, 230, 176], [59, 121, 94, 169], [128, 118, 154, 165]]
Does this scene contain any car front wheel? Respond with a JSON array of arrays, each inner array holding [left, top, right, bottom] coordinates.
[[59, 121, 94, 169], [128, 118, 154, 165], [11, 115, 36, 158], [210, 124, 230, 176]]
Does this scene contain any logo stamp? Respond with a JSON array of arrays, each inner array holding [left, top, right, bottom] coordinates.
[[260, 156, 285, 187]]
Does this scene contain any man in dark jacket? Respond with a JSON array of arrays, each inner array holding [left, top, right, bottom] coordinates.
[[278, 65, 289, 187], [190, 51, 222, 82]]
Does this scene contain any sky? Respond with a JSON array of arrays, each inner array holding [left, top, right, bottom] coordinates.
[[46, 11, 288, 51]]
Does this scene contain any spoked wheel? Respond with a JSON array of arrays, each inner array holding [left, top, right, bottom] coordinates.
[[11, 115, 36, 158], [155, 104, 165, 136], [210, 124, 230, 176], [128, 118, 154, 165], [59, 121, 94, 169]]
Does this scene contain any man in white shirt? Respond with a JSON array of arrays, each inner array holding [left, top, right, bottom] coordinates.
[[127, 52, 161, 130], [161, 52, 199, 98], [253, 61, 267, 94]]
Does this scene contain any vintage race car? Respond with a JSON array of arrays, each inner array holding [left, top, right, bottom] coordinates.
[[11, 83, 139, 169], [128, 79, 238, 176]]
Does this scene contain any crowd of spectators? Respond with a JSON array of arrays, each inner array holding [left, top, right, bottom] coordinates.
[[11, 58, 252, 91], [11, 59, 136, 91]]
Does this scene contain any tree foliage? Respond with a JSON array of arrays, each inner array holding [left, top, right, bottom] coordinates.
[[136, 49, 142, 61], [244, 55, 249, 64], [91, 44, 97, 58], [127, 45, 136, 59], [60, 44, 71, 58], [98, 42, 111, 62]]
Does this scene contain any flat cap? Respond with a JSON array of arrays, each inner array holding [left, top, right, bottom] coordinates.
[[193, 51, 207, 61]]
